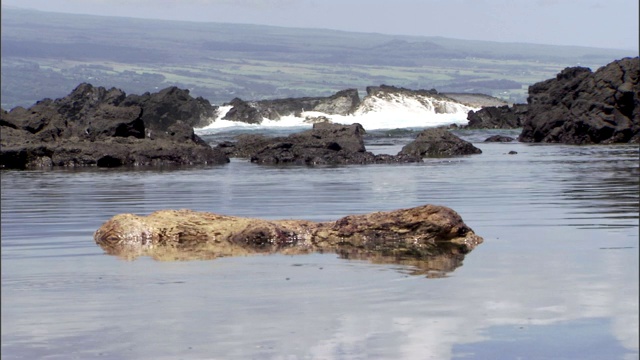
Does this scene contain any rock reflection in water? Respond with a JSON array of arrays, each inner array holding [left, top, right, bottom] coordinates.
[[335, 250, 465, 278], [94, 205, 482, 277]]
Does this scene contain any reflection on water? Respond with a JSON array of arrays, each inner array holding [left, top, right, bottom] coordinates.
[[559, 157, 639, 229], [1, 134, 638, 359], [453, 318, 632, 359], [97, 243, 466, 278]]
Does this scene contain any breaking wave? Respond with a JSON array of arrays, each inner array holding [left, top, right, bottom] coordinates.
[[196, 93, 477, 135]]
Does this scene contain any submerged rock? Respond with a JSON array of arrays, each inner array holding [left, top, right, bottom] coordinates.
[[484, 135, 515, 142], [94, 204, 483, 275]]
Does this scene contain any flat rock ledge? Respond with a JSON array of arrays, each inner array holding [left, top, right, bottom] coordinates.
[[94, 204, 483, 276]]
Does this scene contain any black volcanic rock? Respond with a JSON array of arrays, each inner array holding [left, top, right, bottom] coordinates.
[[1, 83, 229, 169], [484, 135, 515, 142], [363, 85, 470, 114], [399, 128, 482, 157], [1, 83, 144, 142], [217, 85, 475, 126], [249, 123, 373, 165], [519, 57, 640, 144], [254, 89, 361, 120], [290, 121, 367, 153], [222, 98, 263, 124], [443, 93, 509, 108], [465, 104, 527, 129], [311, 89, 361, 114], [217, 122, 422, 165], [365, 84, 439, 97], [217, 134, 274, 158], [222, 89, 361, 124], [121, 86, 217, 131]]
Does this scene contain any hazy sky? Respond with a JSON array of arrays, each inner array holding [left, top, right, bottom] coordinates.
[[3, 0, 639, 51]]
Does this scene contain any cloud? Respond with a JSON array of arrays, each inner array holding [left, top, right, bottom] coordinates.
[[98, 0, 298, 7]]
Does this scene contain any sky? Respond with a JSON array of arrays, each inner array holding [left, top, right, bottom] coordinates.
[[2, 0, 639, 51]]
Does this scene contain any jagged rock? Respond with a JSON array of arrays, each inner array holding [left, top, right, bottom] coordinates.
[[249, 122, 372, 164], [359, 85, 473, 115], [121, 86, 217, 131], [0, 84, 143, 142], [216, 134, 274, 158], [216, 85, 476, 126], [519, 57, 640, 144], [217, 122, 422, 165], [222, 98, 263, 124], [218, 123, 480, 164], [484, 135, 515, 142], [94, 204, 484, 275], [311, 89, 360, 114], [0, 83, 229, 169], [465, 104, 527, 129], [222, 89, 360, 123], [365, 84, 439, 97], [292, 121, 367, 153], [443, 93, 509, 108], [303, 115, 331, 124], [399, 128, 482, 157], [253, 88, 360, 120]]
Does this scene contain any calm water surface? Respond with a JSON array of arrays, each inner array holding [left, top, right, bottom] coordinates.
[[2, 130, 638, 359]]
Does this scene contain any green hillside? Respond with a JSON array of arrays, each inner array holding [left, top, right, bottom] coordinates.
[[1, 7, 635, 109]]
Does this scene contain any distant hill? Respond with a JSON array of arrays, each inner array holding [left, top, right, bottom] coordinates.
[[1, 7, 635, 110]]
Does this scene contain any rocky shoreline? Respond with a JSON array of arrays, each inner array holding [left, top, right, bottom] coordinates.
[[1, 57, 637, 169], [464, 57, 639, 144], [0, 84, 229, 168], [0, 84, 483, 169]]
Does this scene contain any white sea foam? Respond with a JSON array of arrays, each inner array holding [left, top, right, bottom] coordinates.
[[195, 94, 477, 135]]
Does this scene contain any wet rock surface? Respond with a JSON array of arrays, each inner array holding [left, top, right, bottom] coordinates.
[[484, 135, 515, 142], [94, 204, 484, 275], [219, 85, 475, 125], [465, 104, 527, 129], [1, 83, 229, 169], [460, 57, 639, 144], [399, 127, 482, 157], [120, 86, 217, 130], [443, 92, 510, 108], [519, 57, 639, 144], [217, 122, 478, 164], [219, 122, 421, 165], [222, 89, 361, 122]]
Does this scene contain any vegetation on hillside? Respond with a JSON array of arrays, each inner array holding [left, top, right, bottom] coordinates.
[[1, 8, 634, 110]]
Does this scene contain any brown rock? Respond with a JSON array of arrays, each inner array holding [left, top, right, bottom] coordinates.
[[94, 205, 483, 275]]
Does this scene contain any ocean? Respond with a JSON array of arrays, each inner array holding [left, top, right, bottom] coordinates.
[[1, 111, 639, 359]]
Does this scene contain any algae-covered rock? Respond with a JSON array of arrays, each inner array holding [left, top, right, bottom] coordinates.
[[94, 204, 483, 275]]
